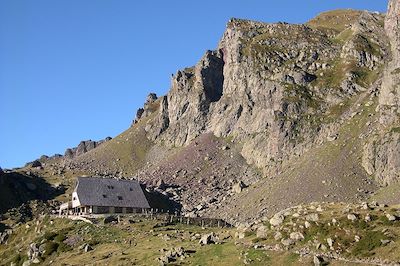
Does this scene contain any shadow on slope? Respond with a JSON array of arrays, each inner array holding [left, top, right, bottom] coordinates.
[[0, 172, 65, 214]]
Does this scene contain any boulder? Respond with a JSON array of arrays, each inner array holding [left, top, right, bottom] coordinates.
[[347, 214, 358, 221], [256, 225, 268, 238], [313, 255, 324, 266], [84, 244, 93, 252], [232, 181, 246, 194], [305, 213, 319, 222], [103, 216, 118, 224], [270, 214, 285, 226], [386, 213, 397, 221], [281, 238, 295, 247], [199, 233, 218, 245], [289, 232, 304, 241]]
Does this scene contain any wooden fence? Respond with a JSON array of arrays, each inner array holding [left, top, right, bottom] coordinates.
[[58, 208, 232, 228], [135, 211, 232, 228]]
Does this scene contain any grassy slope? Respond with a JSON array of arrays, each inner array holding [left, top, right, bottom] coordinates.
[[0, 215, 338, 266], [2, 201, 400, 265], [307, 9, 363, 32], [72, 116, 156, 176]]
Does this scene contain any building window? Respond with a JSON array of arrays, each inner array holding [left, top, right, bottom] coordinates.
[[115, 207, 123, 213], [118, 196, 123, 200], [73, 197, 76, 200], [129, 187, 133, 191], [103, 194, 107, 198], [107, 185, 114, 189]]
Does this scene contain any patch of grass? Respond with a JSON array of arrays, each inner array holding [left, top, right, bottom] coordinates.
[[283, 84, 320, 110], [335, 28, 354, 43], [53, 232, 67, 243], [57, 242, 72, 253], [42, 231, 57, 241], [352, 67, 381, 88], [351, 230, 387, 257], [11, 254, 28, 266], [391, 127, 400, 133], [246, 248, 271, 265], [190, 242, 242, 265], [352, 34, 382, 57], [251, 237, 267, 243], [285, 252, 300, 264], [303, 223, 333, 243], [307, 9, 362, 32], [311, 57, 350, 89]]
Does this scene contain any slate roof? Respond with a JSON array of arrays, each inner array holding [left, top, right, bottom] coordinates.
[[74, 177, 150, 208]]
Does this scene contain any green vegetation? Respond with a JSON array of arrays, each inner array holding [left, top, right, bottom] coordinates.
[[391, 127, 400, 133], [285, 253, 300, 264], [307, 9, 363, 32], [351, 230, 387, 257], [353, 66, 382, 88], [283, 83, 320, 110], [246, 248, 271, 265], [43, 241, 59, 257], [335, 28, 354, 43]]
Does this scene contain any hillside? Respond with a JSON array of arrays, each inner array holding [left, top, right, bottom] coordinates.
[[25, 7, 399, 224], [1, 1, 400, 265]]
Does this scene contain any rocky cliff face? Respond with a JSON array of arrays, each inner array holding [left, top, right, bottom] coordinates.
[[362, 0, 400, 186], [140, 10, 392, 179], [379, 0, 400, 117]]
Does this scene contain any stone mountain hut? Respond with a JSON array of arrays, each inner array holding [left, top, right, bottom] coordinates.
[[59, 177, 150, 215]]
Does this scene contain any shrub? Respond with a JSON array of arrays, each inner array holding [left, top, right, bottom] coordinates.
[[42, 241, 59, 257], [43, 231, 57, 241], [54, 233, 67, 243], [57, 242, 72, 253]]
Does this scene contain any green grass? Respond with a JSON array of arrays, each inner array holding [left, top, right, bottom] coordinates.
[[189, 242, 243, 265], [285, 253, 300, 264], [42, 241, 59, 257], [307, 9, 363, 32], [246, 248, 271, 265], [391, 127, 400, 133], [351, 230, 387, 257], [335, 28, 354, 43]]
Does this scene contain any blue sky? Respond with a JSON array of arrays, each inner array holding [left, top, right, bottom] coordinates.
[[0, 0, 388, 168]]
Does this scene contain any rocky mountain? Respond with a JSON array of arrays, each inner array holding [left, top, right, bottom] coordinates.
[[15, 1, 399, 224], [2, 2, 400, 265]]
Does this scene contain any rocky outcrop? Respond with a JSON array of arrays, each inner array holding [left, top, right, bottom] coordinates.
[[64, 137, 112, 159], [362, 0, 400, 186], [379, 0, 400, 121], [132, 93, 158, 125], [143, 12, 388, 175], [362, 130, 400, 186]]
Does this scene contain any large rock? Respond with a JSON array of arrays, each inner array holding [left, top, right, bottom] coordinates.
[[232, 181, 246, 194], [270, 214, 284, 226], [380, 0, 400, 117], [199, 232, 219, 245], [362, 131, 400, 185]]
